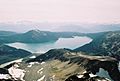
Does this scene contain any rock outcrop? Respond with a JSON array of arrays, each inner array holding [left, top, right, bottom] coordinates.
[[27, 49, 120, 81], [65, 72, 111, 81]]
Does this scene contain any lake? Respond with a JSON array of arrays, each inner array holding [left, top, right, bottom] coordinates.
[[96, 68, 113, 81], [7, 36, 92, 53]]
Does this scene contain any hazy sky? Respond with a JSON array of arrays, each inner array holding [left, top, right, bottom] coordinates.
[[0, 0, 120, 23]]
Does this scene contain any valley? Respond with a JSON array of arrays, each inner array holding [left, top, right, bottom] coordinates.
[[0, 0, 120, 80]]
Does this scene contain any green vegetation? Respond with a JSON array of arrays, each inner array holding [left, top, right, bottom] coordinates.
[[0, 45, 31, 64], [75, 31, 120, 60], [19, 60, 85, 81], [0, 30, 83, 43]]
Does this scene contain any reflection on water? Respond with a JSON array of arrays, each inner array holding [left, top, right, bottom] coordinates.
[[7, 36, 92, 53]]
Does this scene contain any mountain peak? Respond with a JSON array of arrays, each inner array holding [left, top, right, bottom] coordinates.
[[27, 29, 41, 33]]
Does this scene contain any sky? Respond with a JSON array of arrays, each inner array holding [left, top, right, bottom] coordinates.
[[0, 0, 120, 23]]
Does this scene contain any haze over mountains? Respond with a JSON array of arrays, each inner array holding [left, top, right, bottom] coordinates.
[[0, 21, 120, 33]]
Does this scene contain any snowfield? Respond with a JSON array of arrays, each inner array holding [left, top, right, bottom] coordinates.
[[8, 64, 26, 81], [0, 74, 11, 79], [29, 56, 36, 59]]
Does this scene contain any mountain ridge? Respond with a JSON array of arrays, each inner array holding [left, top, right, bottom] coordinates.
[[75, 31, 120, 60], [27, 48, 120, 81], [0, 44, 31, 64], [0, 30, 84, 43]]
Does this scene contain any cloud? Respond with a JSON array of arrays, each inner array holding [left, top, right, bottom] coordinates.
[[0, 0, 120, 23]]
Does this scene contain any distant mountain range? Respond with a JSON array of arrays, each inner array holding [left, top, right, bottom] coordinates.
[[0, 30, 83, 43], [0, 22, 120, 33], [0, 31, 17, 36]]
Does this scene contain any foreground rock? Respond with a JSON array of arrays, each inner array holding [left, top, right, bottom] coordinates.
[[28, 49, 120, 81], [65, 72, 111, 81], [1, 49, 119, 81]]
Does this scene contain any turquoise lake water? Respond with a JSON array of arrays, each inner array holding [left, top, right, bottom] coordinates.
[[7, 36, 92, 53]]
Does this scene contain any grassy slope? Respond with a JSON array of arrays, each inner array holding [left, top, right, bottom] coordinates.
[[19, 60, 85, 81]]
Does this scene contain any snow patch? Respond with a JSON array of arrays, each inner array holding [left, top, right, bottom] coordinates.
[[89, 74, 97, 77], [29, 56, 36, 59], [41, 62, 45, 65], [27, 62, 39, 67], [27, 64, 32, 68], [14, 64, 20, 68], [39, 71, 43, 75], [0, 74, 11, 79], [77, 75, 84, 78], [83, 71, 87, 74], [37, 68, 43, 73], [37, 75, 45, 81], [8, 64, 26, 81], [29, 62, 39, 65]]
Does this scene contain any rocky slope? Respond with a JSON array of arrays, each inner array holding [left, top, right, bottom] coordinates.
[[65, 73, 111, 81], [0, 48, 119, 81], [28, 49, 120, 81], [75, 31, 120, 60]]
